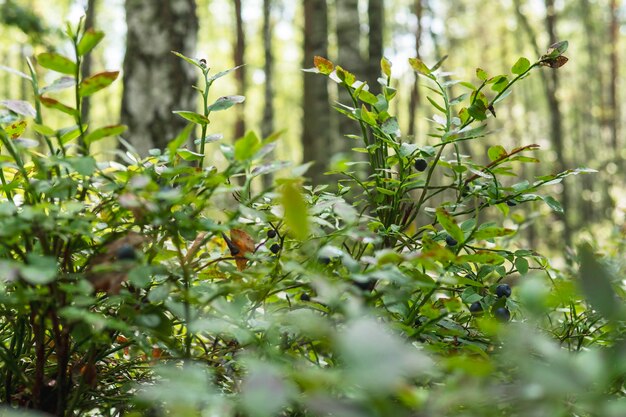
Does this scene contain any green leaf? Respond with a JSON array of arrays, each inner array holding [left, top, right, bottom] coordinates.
[[281, 181, 309, 241], [409, 57, 431, 75], [84, 125, 127, 145], [578, 243, 620, 320], [37, 52, 76, 75], [381, 57, 392, 77], [176, 149, 204, 161], [335, 65, 356, 86], [381, 117, 400, 136], [313, 56, 334, 75], [171, 51, 203, 69], [173, 111, 210, 126], [472, 227, 515, 240], [515, 257, 529, 275], [68, 156, 97, 176], [207, 95, 245, 112], [208, 65, 244, 82], [488, 145, 507, 161], [20, 255, 58, 285], [490, 75, 508, 92], [32, 123, 55, 136], [540, 195, 563, 213], [79, 71, 119, 97], [545, 40, 568, 57], [77, 28, 105, 56], [436, 207, 464, 244], [511, 57, 530, 75], [358, 89, 378, 105], [476, 67, 488, 81], [235, 130, 262, 161], [40, 96, 77, 117], [5, 121, 27, 139], [167, 123, 195, 155]]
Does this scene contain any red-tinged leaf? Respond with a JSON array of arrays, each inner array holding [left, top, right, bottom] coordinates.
[[40, 96, 78, 117], [79, 71, 119, 97], [84, 125, 127, 145], [0, 100, 36, 117], [314, 56, 334, 75], [77, 28, 105, 56], [37, 52, 77, 75], [225, 229, 256, 271], [540, 55, 569, 69], [6, 120, 27, 139]]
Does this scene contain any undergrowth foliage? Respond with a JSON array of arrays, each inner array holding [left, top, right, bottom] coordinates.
[[1, 21, 625, 417]]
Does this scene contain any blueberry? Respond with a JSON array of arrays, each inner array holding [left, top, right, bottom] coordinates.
[[506, 200, 517, 207], [494, 307, 511, 322], [300, 293, 311, 301], [445, 235, 458, 247], [495, 283, 512, 298], [353, 279, 376, 291], [267, 229, 277, 239], [270, 243, 281, 254], [469, 301, 483, 314], [414, 158, 428, 172], [116, 244, 137, 260], [318, 256, 331, 265]]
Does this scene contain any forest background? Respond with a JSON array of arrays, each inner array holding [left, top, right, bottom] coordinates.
[[0, 0, 622, 253]]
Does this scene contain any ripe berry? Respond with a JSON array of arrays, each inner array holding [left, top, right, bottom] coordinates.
[[318, 256, 331, 265], [267, 229, 277, 239], [414, 158, 428, 172], [353, 279, 376, 291], [116, 244, 137, 260], [494, 307, 511, 322], [270, 243, 281, 254], [445, 235, 458, 247], [300, 293, 311, 302], [469, 301, 483, 314], [495, 283, 512, 298], [506, 200, 517, 207]]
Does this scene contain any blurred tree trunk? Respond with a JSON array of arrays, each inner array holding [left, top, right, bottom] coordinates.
[[233, 0, 246, 140], [336, 0, 364, 156], [262, 0, 275, 188], [121, 0, 198, 155], [367, 0, 384, 95], [544, 0, 571, 244], [609, 0, 620, 160], [81, 0, 97, 123], [302, 0, 331, 185], [408, 0, 422, 137]]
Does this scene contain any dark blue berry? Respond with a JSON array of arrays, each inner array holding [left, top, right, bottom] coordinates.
[[445, 235, 458, 247], [267, 229, 277, 238], [318, 256, 331, 265], [495, 283, 512, 298], [494, 307, 511, 322], [270, 243, 281, 254], [116, 244, 137, 260], [300, 293, 311, 301], [414, 158, 428, 172], [469, 301, 483, 314], [506, 200, 517, 207]]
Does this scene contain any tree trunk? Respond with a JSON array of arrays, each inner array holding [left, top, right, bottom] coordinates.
[[608, 0, 620, 159], [233, 0, 246, 140], [408, 0, 421, 137], [121, 0, 198, 155], [367, 0, 384, 96], [336, 0, 364, 154], [262, 0, 275, 188], [544, 0, 571, 244], [302, 0, 331, 186], [81, 0, 97, 123]]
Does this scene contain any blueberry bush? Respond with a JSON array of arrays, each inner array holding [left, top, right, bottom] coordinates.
[[1, 21, 625, 417]]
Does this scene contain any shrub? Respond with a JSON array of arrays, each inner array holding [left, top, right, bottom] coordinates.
[[3, 22, 623, 417]]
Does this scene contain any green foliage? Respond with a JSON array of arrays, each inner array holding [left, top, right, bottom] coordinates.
[[0, 22, 623, 417]]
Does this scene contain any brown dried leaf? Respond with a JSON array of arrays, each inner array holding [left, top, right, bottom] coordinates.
[[230, 229, 255, 271]]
